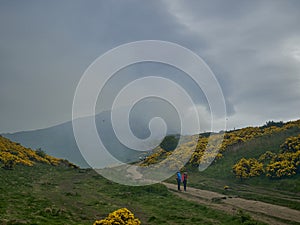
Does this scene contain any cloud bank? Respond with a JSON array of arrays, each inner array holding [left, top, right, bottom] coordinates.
[[0, 0, 300, 133]]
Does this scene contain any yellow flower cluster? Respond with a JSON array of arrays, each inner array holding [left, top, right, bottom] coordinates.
[[266, 158, 297, 178], [224, 185, 229, 190], [0, 136, 78, 169], [233, 134, 300, 179], [188, 120, 300, 167], [93, 208, 141, 225], [232, 158, 264, 179], [141, 119, 300, 168], [141, 148, 166, 166], [280, 135, 300, 153], [258, 151, 276, 163], [265, 134, 300, 178], [141, 138, 197, 170]]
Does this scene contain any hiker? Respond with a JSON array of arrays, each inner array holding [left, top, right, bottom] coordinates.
[[176, 171, 182, 191], [182, 172, 188, 191]]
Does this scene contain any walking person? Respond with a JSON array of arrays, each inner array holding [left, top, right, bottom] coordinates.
[[182, 172, 188, 191], [176, 171, 182, 191]]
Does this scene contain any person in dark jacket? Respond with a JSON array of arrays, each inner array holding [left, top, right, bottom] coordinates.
[[176, 171, 182, 191], [182, 172, 188, 191]]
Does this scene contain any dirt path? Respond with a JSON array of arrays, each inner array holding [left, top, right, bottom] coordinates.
[[163, 182, 300, 225], [125, 166, 300, 224]]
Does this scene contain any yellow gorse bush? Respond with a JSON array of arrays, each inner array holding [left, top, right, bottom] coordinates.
[[93, 208, 141, 225], [280, 134, 300, 153], [232, 158, 264, 179], [0, 135, 78, 169], [142, 119, 300, 168], [233, 133, 300, 179], [266, 135, 300, 178], [265, 134, 300, 178], [266, 159, 297, 178], [258, 151, 276, 163]]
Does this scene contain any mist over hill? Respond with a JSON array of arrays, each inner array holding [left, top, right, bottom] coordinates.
[[3, 103, 181, 168]]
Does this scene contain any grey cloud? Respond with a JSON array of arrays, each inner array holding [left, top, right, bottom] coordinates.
[[1, 0, 300, 133], [165, 0, 300, 123], [0, 0, 188, 132]]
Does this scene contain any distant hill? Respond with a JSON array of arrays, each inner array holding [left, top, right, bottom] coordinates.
[[3, 106, 180, 168], [3, 119, 89, 167], [0, 135, 77, 169]]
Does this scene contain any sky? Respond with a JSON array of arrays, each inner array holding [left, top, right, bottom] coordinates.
[[1, 0, 300, 133]]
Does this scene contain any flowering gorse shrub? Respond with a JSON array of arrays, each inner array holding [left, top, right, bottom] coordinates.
[[93, 208, 141, 225], [0, 136, 78, 169], [232, 158, 264, 179], [141, 136, 199, 169], [142, 119, 300, 168], [265, 134, 300, 178], [280, 134, 300, 153], [258, 151, 276, 163], [266, 159, 297, 178], [233, 134, 300, 179]]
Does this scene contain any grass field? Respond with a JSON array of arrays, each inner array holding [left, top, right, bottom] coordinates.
[[0, 164, 266, 225]]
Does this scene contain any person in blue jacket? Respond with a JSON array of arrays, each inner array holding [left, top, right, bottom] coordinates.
[[176, 171, 182, 191]]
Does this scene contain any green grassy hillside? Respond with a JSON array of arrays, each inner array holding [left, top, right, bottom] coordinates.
[[0, 135, 265, 224], [143, 120, 300, 168], [163, 121, 300, 211], [0, 164, 266, 225]]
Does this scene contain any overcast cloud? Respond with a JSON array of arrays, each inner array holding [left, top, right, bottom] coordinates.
[[1, 0, 300, 133]]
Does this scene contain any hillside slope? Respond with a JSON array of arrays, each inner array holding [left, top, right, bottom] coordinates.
[[0, 164, 267, 225], [142, 120, 300, 169], [0, 135, 77, 169], [159, 120, 300, 212]]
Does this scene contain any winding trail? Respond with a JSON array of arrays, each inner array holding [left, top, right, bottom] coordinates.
[[163, 182, 300, 225], [126, 166, 300, 224]]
